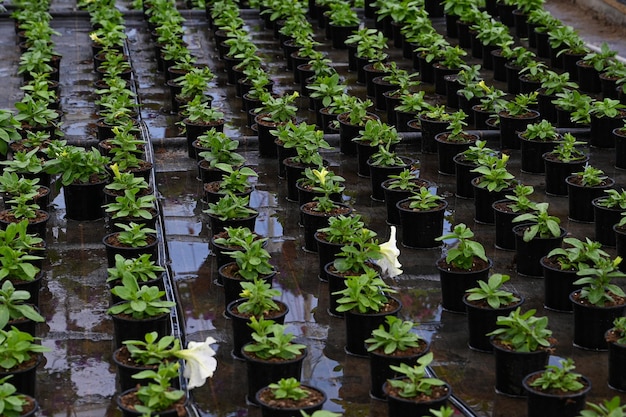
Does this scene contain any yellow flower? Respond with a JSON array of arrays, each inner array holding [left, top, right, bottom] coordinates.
[[110, 163, 120, 179], [478, 80, 490, 93], [312, 167, 328, 187], [614, 256, 622, 268]]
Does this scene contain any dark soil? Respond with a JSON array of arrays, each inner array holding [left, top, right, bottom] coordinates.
[[0, 209, 49, 224], [436, 256, 491, 273], [257, 385, 325, 409], [524, 372, 589, 396], [397, 200, 447, 213], [566, 174, 614, 188], [435, 132, 477, 143], [570, 290, 626, 308], [229, 299, 288, 319], [104, 233, 158, 248], [385, 381, 450, 402], [368, 338, 429, 357], [301, 201, 351, 216], [118, 389, 187, 416]]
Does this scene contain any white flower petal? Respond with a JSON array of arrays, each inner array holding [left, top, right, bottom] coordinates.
[[176, 337, 218, 389], [376, 226, 403, 278]]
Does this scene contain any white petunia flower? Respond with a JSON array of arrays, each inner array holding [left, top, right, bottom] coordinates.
[[376, 226, 403, 278], [175, 336, 218, 389]]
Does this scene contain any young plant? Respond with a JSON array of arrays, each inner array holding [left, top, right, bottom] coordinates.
[[203, 194, 257, 221], [113, 222, 157, 248], [513, 202, 561, 241], [471, 154, 515, 192], [575, 164, 609, 187], [353, 119, 401, 148], [214, 164, 258, 194], [0, 375, 30, 416], [108, 275, 176, 319], [267, 377, 308, 401], [405, 186, 444, 211], [466, 274, 520, 309], [386, 352, 447, 398], [547, 237, 610, 272], [487, 307, 553, 352], [580, 396, 626, 417], [0, 280, 44, 329], [520, 120, 560, 142], [573, 256, 626, 307], [436, 223, 488, 270], [333, 267, 396, 314], [123, 332, 181, 366], [236, 278, 281, 316], [243, 317, 306, 360], [0, 327, 50, 369], [528, 358, 584, 393], [365, 315, 422, 354], [223, 238, 274, 281], [547, 132, 587, 163], [316, 214, 364, 245], [504, 184, 538, 213], [104, 189, 156, 220], [596, 189, 626, 210], [333, 228, 382, 274], [131, 362, 185, 414], [106, 254, 165, 284], [502, 92, 539, 117]]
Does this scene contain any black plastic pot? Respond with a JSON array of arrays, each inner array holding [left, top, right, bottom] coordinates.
[[63, 179, 108, 221], [454, 155, 479, 199], [471, 177, 514, 224], [367, 342, 430, 400], [437, 257, 492, 313], [110, 309, 171, 349], [435, 133, 477, 175], [519, 135, 561, 174], [492, 200, 521, 251], [491, 338, 551, 397], [300, 202, 352, 252], [540, 256, 581, 312], [384, 380, 452, 416], [367, 157, 413, 201], [565, 175, 615, 223], [607, 329, 626, 391], [419, 114, 450, 154], [242, 346, 307, 405], [592, 197, 622, 247], [522, 372, 590, 417], [513, 225, 566, 277], [226, 299, 288, 360], [463, 294, 524, 352], [344, 297, 402, 357], [570, 290, 626, 351], [498, 110, 540, 150], [542, 153, 589, 197], [397, 199, 448, 249]]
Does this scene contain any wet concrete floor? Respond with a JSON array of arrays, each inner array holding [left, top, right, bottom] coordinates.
[[2, 0, 626, 416]]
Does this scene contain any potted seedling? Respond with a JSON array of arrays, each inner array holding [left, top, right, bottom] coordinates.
[[541, 237, 610, 312], [434, 110, 477, 175], [242, 318, 307, 405], [333, 267, 401, 356], [487, 308, 555, 396], [592, 189, 626, 246], [255, 377, 326, 417], [383, 352, 452, 417], [463, 274, 523, 352], [512, 203, 566, 277], [435, 223, 491, 312], [396, 187, 448, 249], [492, 184, 539, 250], [542, 133, 589, 196], [522, 358, 590, 417], [565, 164, 615, 223], [570, 256, 626, 350]]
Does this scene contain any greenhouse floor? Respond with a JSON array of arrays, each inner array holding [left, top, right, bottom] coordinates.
[[2, 0, 626, 416]]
